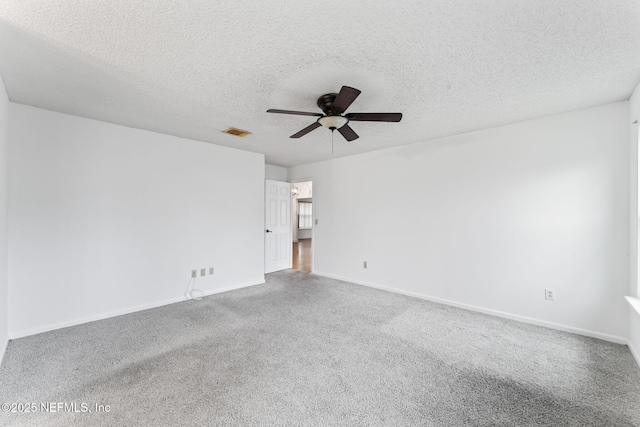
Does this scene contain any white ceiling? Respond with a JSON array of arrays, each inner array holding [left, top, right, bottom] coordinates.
[[0, 1, 639, 167]]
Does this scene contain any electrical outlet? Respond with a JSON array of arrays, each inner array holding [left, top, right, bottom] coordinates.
[[315, 219, 318, 225], [209, 267, 214, 275], [191, 270, 197, 278], [363, 261, 367, 269], [545, 289, 555, 301], [200, 268, 206, 277]]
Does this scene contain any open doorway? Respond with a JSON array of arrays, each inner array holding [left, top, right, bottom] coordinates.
[[292, 181, 312, 272]]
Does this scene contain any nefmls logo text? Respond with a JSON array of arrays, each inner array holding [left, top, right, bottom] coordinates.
[[41, 402, 89, 413]]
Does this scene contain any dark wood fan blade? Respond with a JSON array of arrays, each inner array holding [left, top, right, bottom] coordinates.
[[290, 122, 322, 138], [337, 124, 359, 141], [331, 86, 361, 114], [267, 109, 323, 117], [345, 112, 402, 122]]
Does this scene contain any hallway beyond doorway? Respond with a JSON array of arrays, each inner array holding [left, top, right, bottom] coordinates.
[[293, 238, 312, 273]]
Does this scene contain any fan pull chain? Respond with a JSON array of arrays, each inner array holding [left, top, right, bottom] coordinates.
[[331, 130, 334, 155]]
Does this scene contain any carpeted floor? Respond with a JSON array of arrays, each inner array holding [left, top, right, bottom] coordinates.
[[0, 270, 639, 426]]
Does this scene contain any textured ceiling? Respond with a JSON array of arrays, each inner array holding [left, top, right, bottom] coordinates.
[[1, 1, 639, 167]]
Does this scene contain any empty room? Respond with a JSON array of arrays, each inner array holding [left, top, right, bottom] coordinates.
[[1, 1, 640, 426]]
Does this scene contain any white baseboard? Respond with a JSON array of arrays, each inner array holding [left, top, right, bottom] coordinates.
[[626, 297, 640, 369], [9, 279, 265, 340], [629, 340, 640, 369], [313, 271, 628, 345]]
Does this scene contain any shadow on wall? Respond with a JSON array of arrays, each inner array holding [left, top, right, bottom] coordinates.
[[0, 19, 228, 143]]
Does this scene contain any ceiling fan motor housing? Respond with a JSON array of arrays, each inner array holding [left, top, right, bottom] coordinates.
[[317, 92, 349, 129], [317, 93, 339, 115]]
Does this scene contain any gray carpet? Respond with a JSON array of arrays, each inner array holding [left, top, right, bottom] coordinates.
[[0, 270, 639, 426]]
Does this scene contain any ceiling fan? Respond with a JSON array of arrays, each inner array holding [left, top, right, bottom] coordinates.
[[267, 86, 402, 141]]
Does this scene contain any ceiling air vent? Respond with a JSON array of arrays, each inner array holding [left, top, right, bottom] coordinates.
[[222, 127, 252, 137]]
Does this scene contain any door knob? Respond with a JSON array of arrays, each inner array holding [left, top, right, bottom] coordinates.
[[266, 229, 273, 233]]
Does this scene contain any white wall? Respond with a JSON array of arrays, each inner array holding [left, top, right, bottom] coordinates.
[[298, 229, 312, 240], [0, 74, 9, 364], [8, 104, 265, 337], [265, 164, 287, 181], [628, 82, 640, 363], [290, 102, 630, 342]]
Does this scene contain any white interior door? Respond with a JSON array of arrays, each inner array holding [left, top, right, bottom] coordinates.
[[265, 180, 292, 273]]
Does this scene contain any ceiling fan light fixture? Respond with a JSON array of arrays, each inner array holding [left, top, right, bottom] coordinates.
[[318, 116, 348, 129]]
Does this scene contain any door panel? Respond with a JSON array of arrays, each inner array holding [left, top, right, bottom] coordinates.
[[265, 180, 292, 273], [280, 200, 288, 224], [269, 200, 277, 226]]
